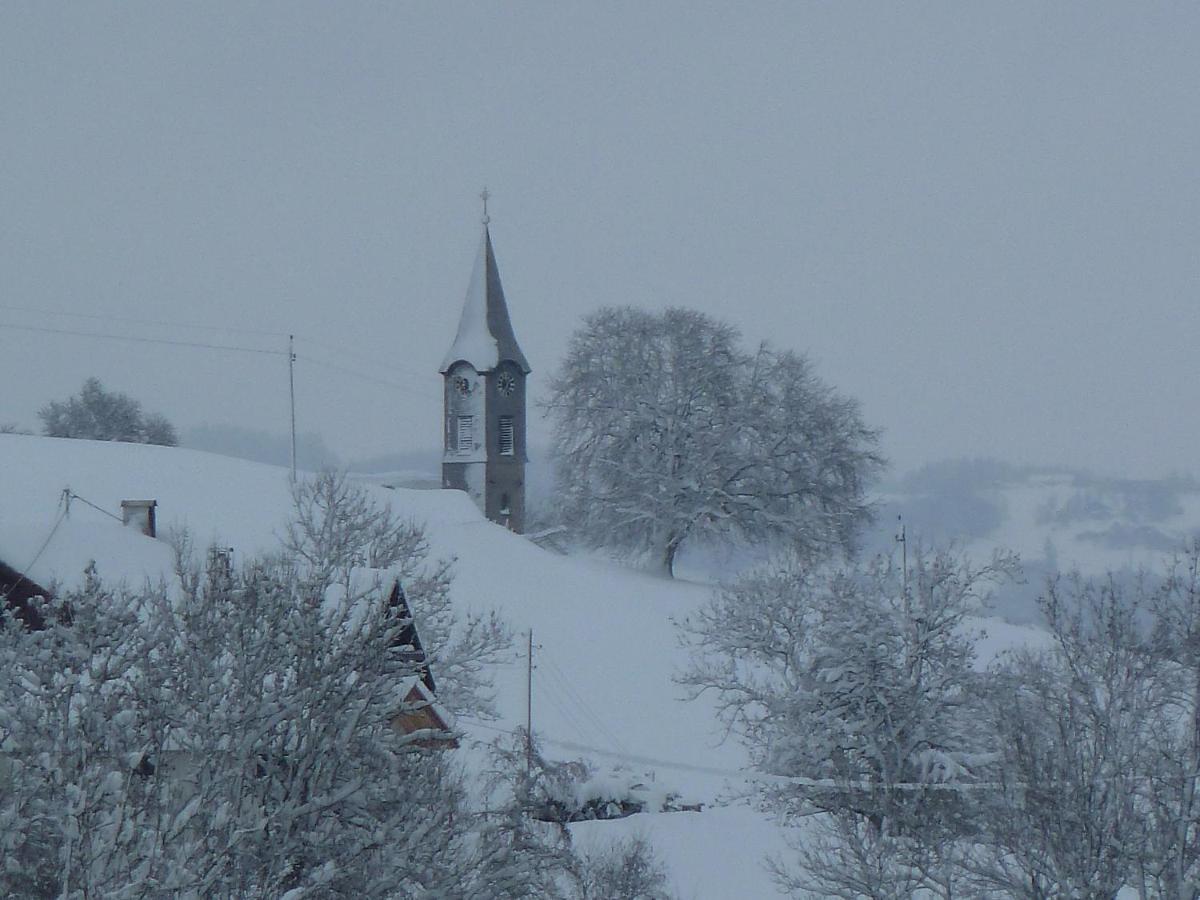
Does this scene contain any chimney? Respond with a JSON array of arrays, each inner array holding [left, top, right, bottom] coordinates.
[[120, 500, 157, 538]]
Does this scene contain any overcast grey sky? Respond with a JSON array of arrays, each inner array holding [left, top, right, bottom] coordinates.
[[2, 3, 1196, 476]]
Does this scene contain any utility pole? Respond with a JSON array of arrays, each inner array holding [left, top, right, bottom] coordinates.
[[288, 334, 297, 481], [896, 514, 907, 595], [525, 628, 533, 780]]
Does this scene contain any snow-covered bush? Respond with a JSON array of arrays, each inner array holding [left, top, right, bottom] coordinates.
[[680, 545, 1015, 829], [0, 473, 558, 899], [38, 377, 178, 446], [283, 469, 512, 719], [490, 733, 677, 825], [570, 834, 677, 900], [961, 559, 1197, 898], [679, 545, 1015, 897]]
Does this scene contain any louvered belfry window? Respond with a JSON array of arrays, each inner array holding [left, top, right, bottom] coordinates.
[[457, 416, 474, 454], [499, 416, 515, 456]]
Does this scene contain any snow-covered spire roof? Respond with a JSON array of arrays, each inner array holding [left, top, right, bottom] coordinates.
[[439, 224, 531, 375]]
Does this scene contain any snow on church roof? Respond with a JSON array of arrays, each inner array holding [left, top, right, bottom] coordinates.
[[439, 225, 531, 375]]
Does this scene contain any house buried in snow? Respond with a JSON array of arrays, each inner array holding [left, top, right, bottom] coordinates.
[[0, 558, 53, 631], [0, 435, 454, 745], [440, 213, 532, 533]]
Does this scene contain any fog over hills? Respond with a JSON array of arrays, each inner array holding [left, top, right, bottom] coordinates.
[[181, 426, 1200, 627]]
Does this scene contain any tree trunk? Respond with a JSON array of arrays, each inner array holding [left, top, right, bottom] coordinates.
[[660, 537, 681, 579]]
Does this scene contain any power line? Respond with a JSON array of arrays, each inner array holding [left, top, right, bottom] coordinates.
[[0, 321, 286, 357], [296, 352, 444, 411], [457, 716, 1009, 793], [299, 343, 442, 390], [539, 651, 631, 756], [0, 302, 288, 339], [534, 676, 610, 752], [296, 353, 407, 391], [65, 490, 122, 523], [0, 312, 442, 394], [302, 336, 436, 383], [1, 498, 69, 602]]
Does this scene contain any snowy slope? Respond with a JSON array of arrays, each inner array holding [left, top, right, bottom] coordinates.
[[0, 434, 1052, 898]]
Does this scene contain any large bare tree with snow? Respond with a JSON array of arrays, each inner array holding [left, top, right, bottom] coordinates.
[[545, 307, 883, 576]]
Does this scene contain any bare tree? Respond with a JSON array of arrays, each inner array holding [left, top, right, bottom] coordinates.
[[679, 545, 1015, 897], [546, 307, 882, 576], [680, 546, 1014, 819], [1137, 540, 1200, 897], [0, 478, 557, 898], [284, 469, 512, 718], [570, 834, 677, 900], [963, 574, 1164, 899], [768, 812, 925, 900]]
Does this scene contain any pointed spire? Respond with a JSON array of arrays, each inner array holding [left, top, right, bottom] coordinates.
[[439, 212, 531, 375]]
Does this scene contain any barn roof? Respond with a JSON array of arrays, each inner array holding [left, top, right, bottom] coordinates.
[[439, 224, 531, 375]]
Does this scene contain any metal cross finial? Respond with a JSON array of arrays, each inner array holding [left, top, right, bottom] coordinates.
[[480, 187, 490, 225]]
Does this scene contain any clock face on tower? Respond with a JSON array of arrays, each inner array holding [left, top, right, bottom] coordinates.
[[497, 371, 517, 396]]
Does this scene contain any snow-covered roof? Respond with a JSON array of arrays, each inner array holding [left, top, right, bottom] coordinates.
[[0, 434, 481, 597], [438, 225, 531, 375], [396, 674, 455, 732]]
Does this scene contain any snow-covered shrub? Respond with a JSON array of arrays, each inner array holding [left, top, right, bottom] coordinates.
[[680, 545, 1015, 830], [38, 377, 178, 446], [0, 473, 557, 899], [961, 565, 1190, 898], [536, 758, 676, 823], [284, 469, 511, 719], [679, 545, 1016, 897], [488, 733, 677, 824], [570, 834, 677, 900]]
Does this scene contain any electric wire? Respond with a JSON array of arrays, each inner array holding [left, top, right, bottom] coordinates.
[[296, 352, 444, 413], [0, 311, 440, 399], [539, 658, 630, 757], [297, 353, 406, 390], [1, 501, 69, 602], [456, 715, 1012, 793], [0, 302, 288, 338], [300, 336, 439, 387], [0, 302, 440, 385], [66, 491, 122, 523], [533, 675, 614, 753], [0, 321, 286, 357], [539, 649, 632, 756]]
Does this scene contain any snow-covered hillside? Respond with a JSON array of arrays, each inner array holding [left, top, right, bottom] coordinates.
[[0, 434, 1054, 897]]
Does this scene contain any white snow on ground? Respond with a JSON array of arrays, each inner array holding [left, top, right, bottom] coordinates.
[[0, 433, 1064, 898]]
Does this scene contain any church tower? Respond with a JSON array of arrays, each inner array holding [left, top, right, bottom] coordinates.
[[439, 207, 531, 532]]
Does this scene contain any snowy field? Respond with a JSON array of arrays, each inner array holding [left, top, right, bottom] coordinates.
[[0, 433, 1150, 897]]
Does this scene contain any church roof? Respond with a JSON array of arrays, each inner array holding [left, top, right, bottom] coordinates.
[[439, 225, 531, 375]]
